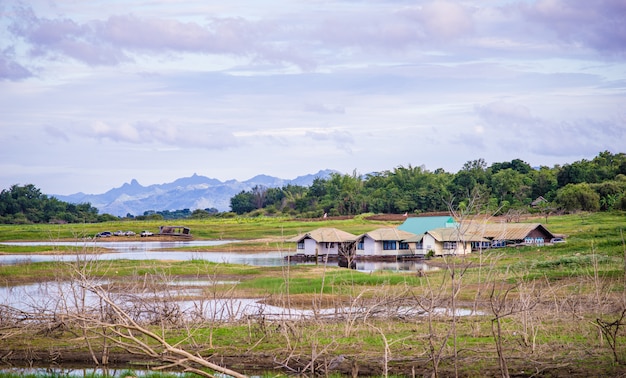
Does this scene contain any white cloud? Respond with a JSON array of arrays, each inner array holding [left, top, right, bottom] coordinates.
[[80, 121, 240, 149], [0, 0, 624, 195], [418, 1, 474, 40]]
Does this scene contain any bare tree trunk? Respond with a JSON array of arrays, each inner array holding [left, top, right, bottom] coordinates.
[[488, 278, 520, 378], [68, 267, 248, 378]]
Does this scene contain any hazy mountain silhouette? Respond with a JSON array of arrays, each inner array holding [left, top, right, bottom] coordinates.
[[53, 170, 336, 217]]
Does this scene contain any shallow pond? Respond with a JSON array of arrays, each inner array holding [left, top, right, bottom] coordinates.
[[0, 241, 434, 272]]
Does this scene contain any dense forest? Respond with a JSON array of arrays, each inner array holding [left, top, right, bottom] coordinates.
[[230, 151, 626, 217], [0, 184, 115, 224], [1, 151, 625, 224]]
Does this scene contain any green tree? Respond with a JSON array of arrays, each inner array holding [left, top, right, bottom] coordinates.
[[325, 171, 366, 215], [592, 150, 626, 181], [279, 184, 307, 212], [555, 183, 601, 212], [557, 160, 598, 186], [263, 187, 285, 209], [0, 184, 102, 224], [529, 166, 558, 201], [593, 181, 626, 211], [449, 171, 476, 200], [489, 159, 532, 175], [229, 190, 256, 215], [366, 165, 451, 214], [490, 169, 526, 204]]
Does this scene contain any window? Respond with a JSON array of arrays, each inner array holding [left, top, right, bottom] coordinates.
[[443, 241, 457, 250], [383, 241, 397, 250], [472, 241, 490, 250], [357, 241, 364, 250], [297, 241, 304, 250], [415, 241, 423, 249], [399, 242, 409, 250]]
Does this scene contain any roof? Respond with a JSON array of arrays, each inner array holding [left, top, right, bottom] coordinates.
[[397, 216, 456, 235], [427, 227, 489, 242], [359, 227, 416, 241], [287, 227, 358, 243], [403, 233, 424, 242], [465, 222, 555, 241], [531, 196, 547, 206]]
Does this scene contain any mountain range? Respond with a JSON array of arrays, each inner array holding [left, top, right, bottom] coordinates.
[[53, 170, 337, 217]]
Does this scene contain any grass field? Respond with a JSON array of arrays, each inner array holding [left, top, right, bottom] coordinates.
[[0, 213, 401, 242]]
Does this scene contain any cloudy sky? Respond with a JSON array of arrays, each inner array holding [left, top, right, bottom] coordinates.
[[1, 0, 625, 195]]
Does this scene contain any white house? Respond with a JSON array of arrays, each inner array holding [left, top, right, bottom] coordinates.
[[465, 222, 557, 248], [357, 227, 417, 258], [407, 222, 558, 256], [419, 227, 487, 256], [288, 227, 358, 257]]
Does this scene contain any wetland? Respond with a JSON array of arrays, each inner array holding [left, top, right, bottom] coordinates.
[[0, 213, 625, 377]]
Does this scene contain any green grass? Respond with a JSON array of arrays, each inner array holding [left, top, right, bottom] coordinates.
[[0, 212, 624, 293], [0, 243, 104, 254], [0, 258, 266, 285], [0, 214, 402, 242]]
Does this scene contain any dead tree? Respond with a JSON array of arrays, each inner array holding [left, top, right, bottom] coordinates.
[[338, 241, 357, 269], [70, 269, 247, 378], [597, 309, 626, 365]]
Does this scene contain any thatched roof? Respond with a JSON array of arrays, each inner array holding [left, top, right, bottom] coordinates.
[[359, 227, 416, 241], [427, 227, 489, 242], [287, 227, 358, 243], [403, 233, 424, 242], [464, 222, 555, 241]]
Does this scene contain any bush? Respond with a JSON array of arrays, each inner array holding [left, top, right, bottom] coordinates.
[[556, 183, 601, 212]]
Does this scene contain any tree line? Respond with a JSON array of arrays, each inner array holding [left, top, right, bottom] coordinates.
[[0, 184, 113, 224], [2, 151, 625, 223], [130, 208, 220, 221], [230, 151, 626, 217]]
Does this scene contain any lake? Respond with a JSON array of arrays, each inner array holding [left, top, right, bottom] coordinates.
[[0, 240, 434, 272]]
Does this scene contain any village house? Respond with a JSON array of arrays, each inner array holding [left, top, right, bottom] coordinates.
[[288, 227, 357, 257], [466, 222, 557, 248], [287, 219, 560, 260], [405, 222, 558, 256], [415, 227, 488, 256], [356, 227, 417, 258]]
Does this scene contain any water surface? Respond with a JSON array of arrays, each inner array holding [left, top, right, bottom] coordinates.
[[0, 241, 434, 272]]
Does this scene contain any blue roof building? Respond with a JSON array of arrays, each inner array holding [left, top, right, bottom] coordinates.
[[397, 216, 457, 235]]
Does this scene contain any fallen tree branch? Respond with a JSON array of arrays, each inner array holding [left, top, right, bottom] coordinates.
[[72, 276, 248, 378]]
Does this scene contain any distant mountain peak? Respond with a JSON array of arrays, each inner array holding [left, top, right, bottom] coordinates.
[[52, 170, 336, 216]]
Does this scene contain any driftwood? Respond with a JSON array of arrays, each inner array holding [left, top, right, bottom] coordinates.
[[70, 271, 247, 378]]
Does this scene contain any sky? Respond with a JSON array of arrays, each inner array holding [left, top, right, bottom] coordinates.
[[1, 0, 625, 195]]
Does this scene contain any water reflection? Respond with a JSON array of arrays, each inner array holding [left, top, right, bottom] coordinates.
[[0, 278, 478, 321], [0, 241, 434, 272]]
